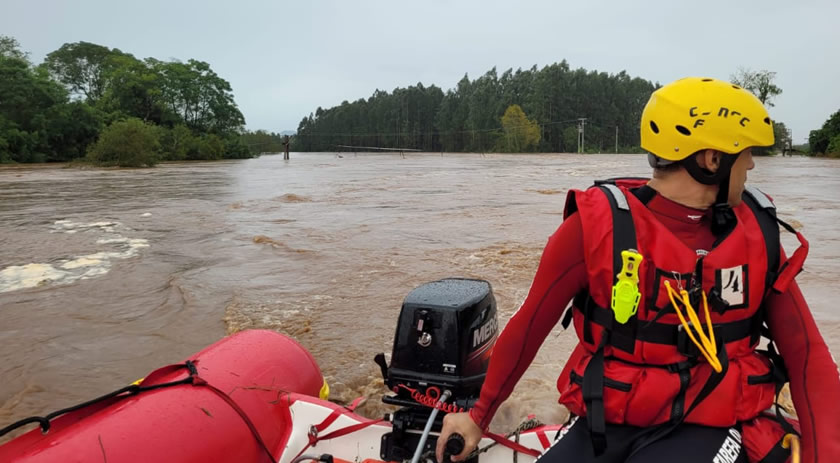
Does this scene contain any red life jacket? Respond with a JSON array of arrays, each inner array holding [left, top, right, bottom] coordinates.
[[556, 178, 808, 458]]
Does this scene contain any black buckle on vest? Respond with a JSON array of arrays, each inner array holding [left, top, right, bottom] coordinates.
[[707, 287, 730, 314], [665, 359, 697, 374], [676, 323, 723, 359], [685, 285, 704, 312], [676, 324, 701, 358], [665, 360, 695, 424]]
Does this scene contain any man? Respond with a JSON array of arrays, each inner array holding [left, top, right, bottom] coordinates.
[[436, 77, 840, 463]]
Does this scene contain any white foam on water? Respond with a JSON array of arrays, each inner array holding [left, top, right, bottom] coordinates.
[[86, 221, 119, 228], [50, 220, 120, 233], [141, 212, 152, 217], [0, 264, 69, 293], [96, 237, 130, 245], [0, 220, 151, 293], [78, 265, 111, 279], [61, 257, 104, 269]]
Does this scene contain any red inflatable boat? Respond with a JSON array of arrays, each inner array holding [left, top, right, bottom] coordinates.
[[0, 278, 797, 463], [0, 328, 560, 463], [0, 329, 331, 462]]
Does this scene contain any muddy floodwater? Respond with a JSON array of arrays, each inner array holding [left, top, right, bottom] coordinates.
[[1, 153, 838, 438]]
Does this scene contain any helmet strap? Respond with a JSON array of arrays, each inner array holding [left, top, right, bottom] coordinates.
[[680, 152, 726, 185], [711, 153, 741, 236], [680, 151, 742, 236], [647, 153, 676, 169]]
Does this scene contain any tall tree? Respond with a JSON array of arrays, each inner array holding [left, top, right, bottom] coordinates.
[[0, 54, 72, 162], [730, 68, 782, 107], [44, 41, 125, 102], [0, 35, 28, 61], [499, 104, 540, 152], [98, 55, 170, 124], [155, 59, 244, 134]]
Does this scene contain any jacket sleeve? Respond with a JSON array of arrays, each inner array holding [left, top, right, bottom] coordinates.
[[469, 213, 588, 430], [766, 273, 840, 463]]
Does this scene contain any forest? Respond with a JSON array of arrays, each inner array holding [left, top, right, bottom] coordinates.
[[294, 62, 657, 154], [0, 35, 256, 166]]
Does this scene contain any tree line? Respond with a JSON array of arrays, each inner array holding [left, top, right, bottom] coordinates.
[[3, 33, 828, 162], [0, 35, 263, 166], [294, 62, 658, 153], [294, 66, 809, 156]]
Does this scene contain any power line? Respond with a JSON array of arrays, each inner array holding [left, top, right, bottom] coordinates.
[[292, 117, 587, 138]]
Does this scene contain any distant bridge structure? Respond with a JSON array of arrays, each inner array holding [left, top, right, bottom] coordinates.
[[332, 144, 424, 158]]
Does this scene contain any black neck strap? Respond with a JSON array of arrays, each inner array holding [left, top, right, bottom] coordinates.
[[680, 151, 741, 186], [680, 151, 741, 236]]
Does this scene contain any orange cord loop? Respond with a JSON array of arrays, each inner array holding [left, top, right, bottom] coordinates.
[[664, 281, 723, 373], [397, 384, 464, 413], [782, 434, 801, 463]]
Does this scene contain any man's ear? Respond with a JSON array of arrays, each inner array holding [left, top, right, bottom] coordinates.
[[696, 149, 721, 173]]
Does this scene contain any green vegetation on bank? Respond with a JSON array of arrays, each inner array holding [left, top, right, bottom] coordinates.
[[86, 118, 161, 167], [0, 35, 253, 166], [4, 33, 828, 161], [240, 130, 291, 156], [293, 65, 797, 155], [294, 63, 657, 153], [809, 110, 840, 158]]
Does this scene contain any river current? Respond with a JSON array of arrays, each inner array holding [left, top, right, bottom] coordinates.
[[1, 153, 838, 438]]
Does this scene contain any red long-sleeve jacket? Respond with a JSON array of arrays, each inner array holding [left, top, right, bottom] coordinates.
[[469, 192, 840, 463]]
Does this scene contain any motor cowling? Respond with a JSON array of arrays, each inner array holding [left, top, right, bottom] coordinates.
[[380, 278, 498, 405]]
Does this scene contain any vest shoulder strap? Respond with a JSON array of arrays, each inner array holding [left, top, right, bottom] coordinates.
[[596, 184, 638, 354], [741, 187, 781, 291]]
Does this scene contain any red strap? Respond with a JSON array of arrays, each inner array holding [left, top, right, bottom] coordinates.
[[536, 429, 551, 450], [346, 396, 365, 412], [773, 232, 809, 293], [293, 417, 385, 462], [316, 418, 386, 441], [483, 430, 542, 457], [313, 408, 343, 434], [522, 415, 551, 449]]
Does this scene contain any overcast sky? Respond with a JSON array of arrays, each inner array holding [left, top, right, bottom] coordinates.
[[4, 0, 838, 143]]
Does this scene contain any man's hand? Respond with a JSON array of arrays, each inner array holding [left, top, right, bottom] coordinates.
[[435, 412, 482, 462]]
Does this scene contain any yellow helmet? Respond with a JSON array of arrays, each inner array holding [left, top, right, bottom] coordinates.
[[641, 77, 774, 161]]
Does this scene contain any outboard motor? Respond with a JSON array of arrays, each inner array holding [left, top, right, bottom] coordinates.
[[376, 278, 497, 462]]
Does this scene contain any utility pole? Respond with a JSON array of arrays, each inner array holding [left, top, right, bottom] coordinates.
[[615, 126, 618, 153], [577, 118, 587, 154], [548, 100, 552, 147], [785, 128, 794, 156]]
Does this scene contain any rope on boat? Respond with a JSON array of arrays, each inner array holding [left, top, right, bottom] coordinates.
[[469, 417, 545, 460]]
